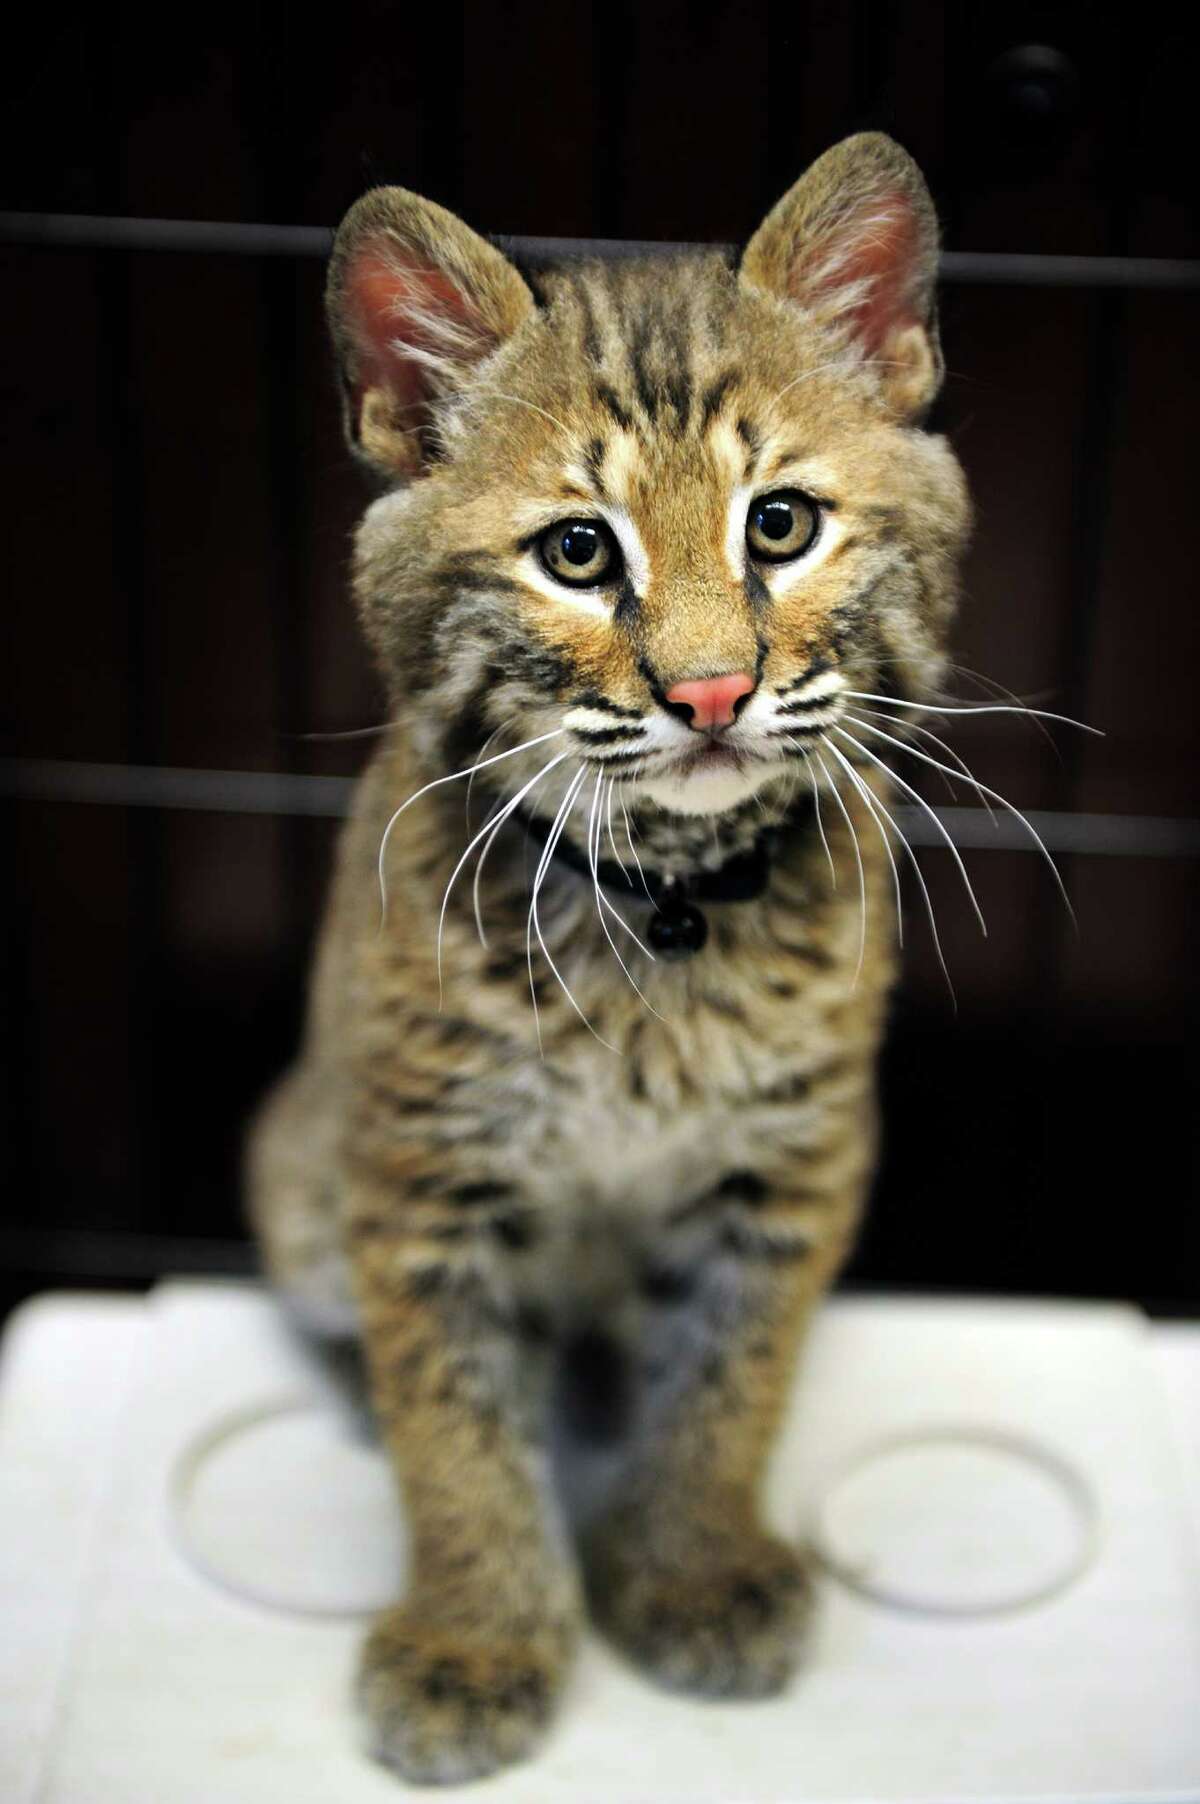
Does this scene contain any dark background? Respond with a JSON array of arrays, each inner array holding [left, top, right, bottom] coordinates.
[[2, 3, 1197, 1321]]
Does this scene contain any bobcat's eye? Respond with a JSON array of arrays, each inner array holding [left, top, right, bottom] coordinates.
[[538, 519, 618, 588], [746, 491, 820, 563]]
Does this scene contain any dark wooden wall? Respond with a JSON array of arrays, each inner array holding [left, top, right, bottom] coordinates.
[[2, 2, 1197, 1314]]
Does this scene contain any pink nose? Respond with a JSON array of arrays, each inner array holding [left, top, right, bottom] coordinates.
[[664, 672, 755, 731]]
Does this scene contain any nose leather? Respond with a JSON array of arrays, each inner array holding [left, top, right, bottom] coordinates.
[[664, 672, 755, 731]]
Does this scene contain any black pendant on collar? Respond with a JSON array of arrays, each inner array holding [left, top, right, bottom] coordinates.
[[647, 883, 708, 959], [510, 790, 817, 960]]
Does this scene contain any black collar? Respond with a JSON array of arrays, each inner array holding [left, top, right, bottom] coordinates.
[[517, 796, 808, 959]]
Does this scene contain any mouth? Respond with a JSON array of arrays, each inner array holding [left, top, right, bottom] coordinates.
[[678, 737, 745, 771], [626, 734, 790, 818], [587, 737, 759, 786]]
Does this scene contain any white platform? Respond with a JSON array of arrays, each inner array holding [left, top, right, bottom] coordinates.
[[2, 1281, 1199, 1803]]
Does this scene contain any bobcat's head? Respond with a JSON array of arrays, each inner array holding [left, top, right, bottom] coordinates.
[[327, 134, 970, 864]]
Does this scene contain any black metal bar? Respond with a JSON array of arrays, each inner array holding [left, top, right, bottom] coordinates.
[[4, 760, 1199, 858], [0, 212, 333, 258], [0, 1227, 257, 1282], [3, 210, 1200, 290], [93, 219, 164, 1233], [1, 760, 357, 816]]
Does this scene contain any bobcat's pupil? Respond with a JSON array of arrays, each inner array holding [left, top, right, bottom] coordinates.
[[562, 525, 599, 565], [757, 501, 793, 540]]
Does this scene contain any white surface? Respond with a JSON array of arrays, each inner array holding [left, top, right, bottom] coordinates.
[[2, 1283, 1199, 1803], [0, 1294, 147, 1804], [811, 1427, 1098, 1616], [171, 1396, 407, 1618]]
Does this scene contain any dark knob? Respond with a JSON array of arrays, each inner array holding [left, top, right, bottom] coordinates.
[[986, 45, 1080, 135], [647, 902, 708, 959]]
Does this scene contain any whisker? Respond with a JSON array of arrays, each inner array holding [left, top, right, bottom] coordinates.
[[822, 738, 904, 949], [523, 768, 581, 1053], [781, 736, 834, 890], [843, 690, 1101, 735], [619, 789, 655, 903], [471, 806, 512, 948], [587, 788, 657, 965], [767, 355, 891, 413], [813, 750, 866, 985], [835, 727, 987, 938], [465, 388, 572, 439], [471, 761, 563, 948], [295, 720, 398, 742], [856, 707, 1000, 825], [436, 751, 571, 1002], [938, 661, 1060, 746], [886, 655, 1064, 746], [821, 737, 955, 1004], [848, 705, 983, 814], [464, 723, 505, 829], [527, 768, 619, 1055], [378, 727, 565, 927], [773, 733, 830, 892], [586, 776, 663, 1014], [526, 767, 587, 1055], [604, 777, 631, 882], [845, 715, 1075, 928]]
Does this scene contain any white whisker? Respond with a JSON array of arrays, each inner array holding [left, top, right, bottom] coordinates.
[[869, 654, 1069, 748], [822, 738, 904, 949], [588, 786, 657, 961], [813, 750, 866, 985], [471, 760, 562, 948], [780, 735, 838, 893], [822, 737, 955, 1004], [939, 661, 1061, 748], [586, 776, 664, 1015], [471, 806, 513, 948], [527, 768, 619, 1055], [808, 759, 837, 889], [464, 724, 505, 828], [526, 767, 587, 1054], [297, 720, 399, 742], [835, 726, 987, 937], [843, 690, 1101, 735], [767, 357, 876, 413], [604, 777, 631, 882], [845, 714, 1075, 927], [436, 751, 570, 1002], [619, 789, 654, 903], [465, 388, 572, 439], [378, 727, 565, 927], [848, 707, 998, 825]]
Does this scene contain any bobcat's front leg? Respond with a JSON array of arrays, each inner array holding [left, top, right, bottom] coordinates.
[[587, 1171, 860, 1699], [348, 1177, 581, 1785]]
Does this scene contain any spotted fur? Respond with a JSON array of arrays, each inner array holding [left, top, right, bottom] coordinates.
[[248, 133, 970, 1784]]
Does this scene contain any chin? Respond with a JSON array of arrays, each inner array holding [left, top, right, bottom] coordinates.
[[636, 757, 785, 818]]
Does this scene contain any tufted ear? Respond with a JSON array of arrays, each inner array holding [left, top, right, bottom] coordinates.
[[326, 187, 536, 482], [740, 133, 944, 421]]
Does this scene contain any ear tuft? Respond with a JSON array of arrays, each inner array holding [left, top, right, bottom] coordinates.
[[327, 188, 535, 482], [741, 133, 944, 421]]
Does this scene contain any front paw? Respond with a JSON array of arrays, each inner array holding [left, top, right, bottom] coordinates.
[[588, 1522, 814, 1699], [358, 1606, 573, 1785]]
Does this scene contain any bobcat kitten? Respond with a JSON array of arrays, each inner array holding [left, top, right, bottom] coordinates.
[[249, 133, 970, 1783]]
